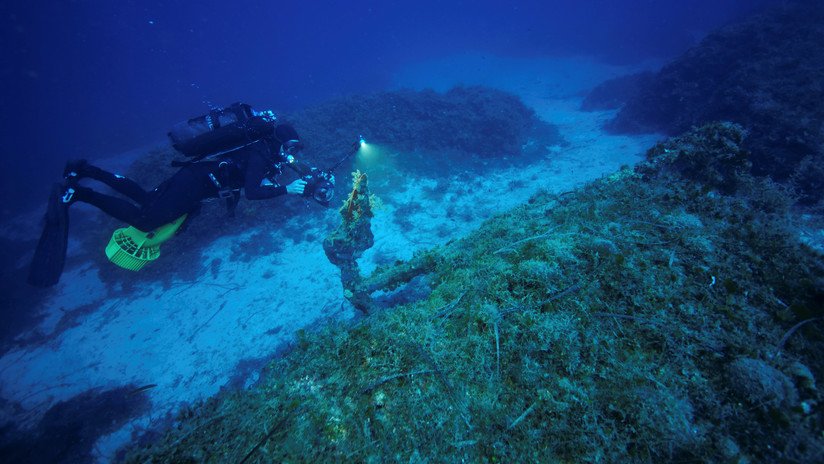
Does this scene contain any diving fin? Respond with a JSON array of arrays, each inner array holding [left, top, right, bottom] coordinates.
[[27, 183, 70, 287]]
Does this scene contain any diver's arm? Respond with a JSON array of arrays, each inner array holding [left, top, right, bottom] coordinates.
[[243, 151, 309, 199]]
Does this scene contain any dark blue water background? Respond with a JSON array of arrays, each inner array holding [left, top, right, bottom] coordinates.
[[1, 0, 777, 219]]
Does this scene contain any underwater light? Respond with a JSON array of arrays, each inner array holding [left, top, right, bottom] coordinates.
[[356, 135, 374, 157], [357, 136, 376, 158]]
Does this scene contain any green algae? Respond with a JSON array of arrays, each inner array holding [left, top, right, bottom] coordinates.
[[123, 123, 824, 463]]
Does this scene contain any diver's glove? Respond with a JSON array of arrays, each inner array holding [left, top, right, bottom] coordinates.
[[286, 179, 308, 195]]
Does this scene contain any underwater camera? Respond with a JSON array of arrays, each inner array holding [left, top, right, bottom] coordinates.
[[295, 136, 364, 207], [301, 168, 335, 207]]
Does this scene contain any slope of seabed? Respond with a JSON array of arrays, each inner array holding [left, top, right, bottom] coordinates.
[[123, 122, 824, 463]]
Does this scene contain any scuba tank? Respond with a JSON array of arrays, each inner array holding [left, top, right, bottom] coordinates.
[[168, 102, 276, 159]]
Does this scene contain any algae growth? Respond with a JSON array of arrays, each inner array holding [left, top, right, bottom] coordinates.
[[123, 123, 823, 463]]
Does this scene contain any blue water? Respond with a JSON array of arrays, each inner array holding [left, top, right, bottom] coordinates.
[[1, 0, 776, 219]]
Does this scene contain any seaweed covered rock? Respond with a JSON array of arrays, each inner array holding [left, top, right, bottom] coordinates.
[[607, 2, 824, 203], [122, 123, 824, 463], [641, 121, 751, 194], [289, 86, 564, 172], [580, 71, 655, 111], [728, 358, 798, 409]]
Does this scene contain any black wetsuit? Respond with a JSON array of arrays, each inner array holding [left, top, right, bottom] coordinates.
[[72, 138, 289, 232]]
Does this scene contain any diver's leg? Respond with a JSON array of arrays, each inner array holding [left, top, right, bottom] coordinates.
[[130, 166, 211, 231], [64, 160, 150, 204], [69, 163, 211, 232], [69, 185, 147, 227], [66, 185, 167, 232]]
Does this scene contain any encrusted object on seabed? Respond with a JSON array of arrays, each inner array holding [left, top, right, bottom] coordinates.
[[323, 171, 374, 264], [323, 171, 437, 313], [323, 171, 375, 313]]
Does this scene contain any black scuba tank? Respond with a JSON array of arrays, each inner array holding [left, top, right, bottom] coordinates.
[[168, 102, 276, 159]]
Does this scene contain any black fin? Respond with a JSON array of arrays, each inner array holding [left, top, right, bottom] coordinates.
[[27, 183, 70, 287]]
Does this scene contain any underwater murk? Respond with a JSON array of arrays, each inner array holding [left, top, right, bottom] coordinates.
[[1, 2, 823, 463]]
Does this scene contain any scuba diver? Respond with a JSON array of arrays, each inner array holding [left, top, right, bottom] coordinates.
[[29, 103, 337, 287]]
